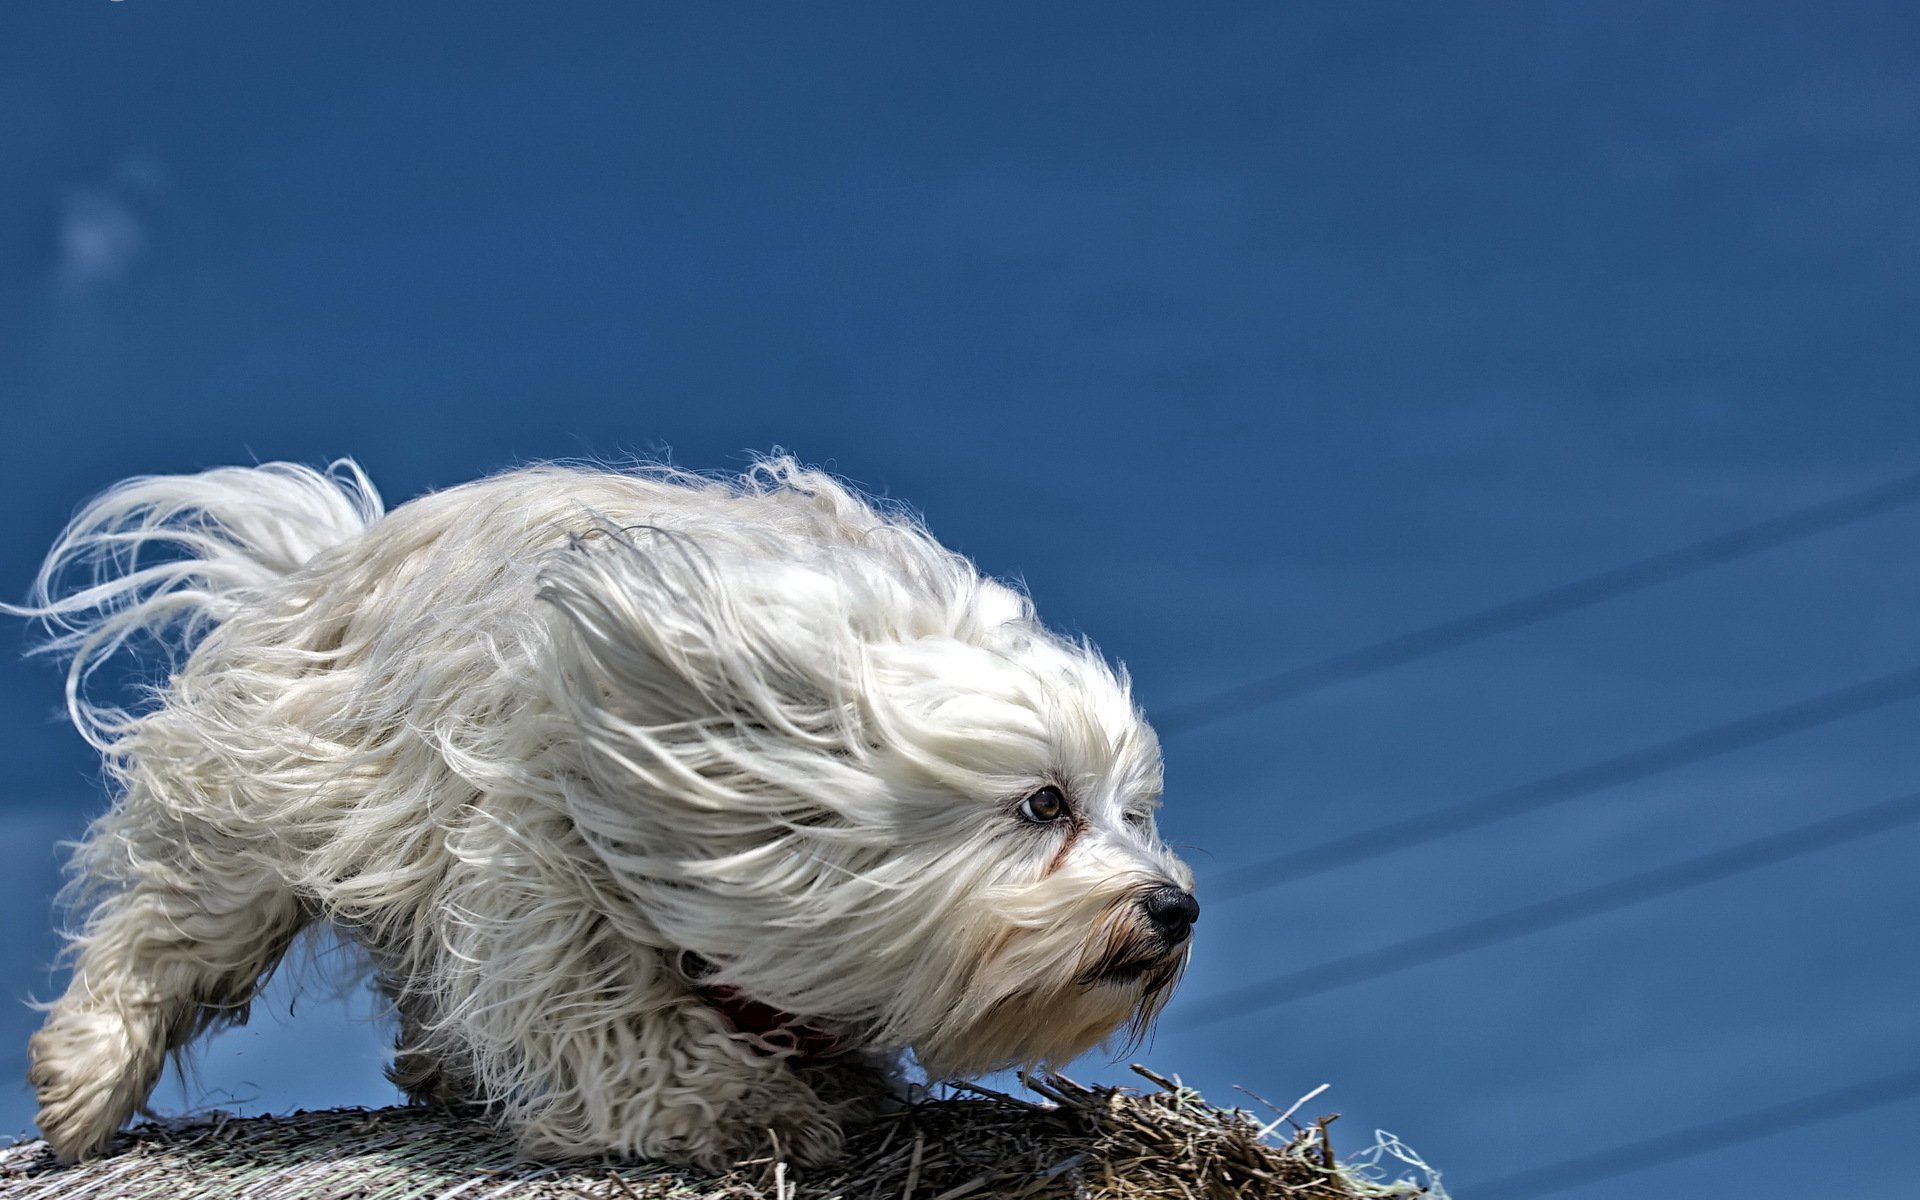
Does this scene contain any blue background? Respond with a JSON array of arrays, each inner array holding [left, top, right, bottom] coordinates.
[[4, 4, 1919, 1197]]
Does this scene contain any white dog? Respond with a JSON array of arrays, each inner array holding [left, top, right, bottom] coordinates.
[[6, 458, 1196, 1170]]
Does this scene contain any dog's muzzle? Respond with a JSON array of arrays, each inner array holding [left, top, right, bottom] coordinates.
[[1080, 883, 1199, 987], [1138, 884, 1199, 947]]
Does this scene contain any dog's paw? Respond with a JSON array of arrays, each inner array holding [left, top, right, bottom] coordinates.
[[672, 1095, 846, 1173], [386, 1045, 481, 1107], [799, 1051, 910, 1128], [518, 1088, 847, 1172], [28, 1009, 160, 1163], [755, 1096, 847, 1167]]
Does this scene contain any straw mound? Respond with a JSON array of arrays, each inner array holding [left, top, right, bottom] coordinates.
[[0, 1068, 1442, 1200]]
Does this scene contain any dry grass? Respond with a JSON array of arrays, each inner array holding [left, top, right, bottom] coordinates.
[[0, 1068, 1444, 1200]]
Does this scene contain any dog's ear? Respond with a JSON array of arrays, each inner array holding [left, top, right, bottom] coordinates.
[[535, 523, 851, 730], [534, 523, 868, 855]]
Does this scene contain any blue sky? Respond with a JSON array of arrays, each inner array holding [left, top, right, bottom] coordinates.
[[3, 4, 1919, 1196]]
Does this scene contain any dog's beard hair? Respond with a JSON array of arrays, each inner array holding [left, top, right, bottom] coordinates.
[[8, 455, 1193, 1160], [904, 869, 1190, 1076]]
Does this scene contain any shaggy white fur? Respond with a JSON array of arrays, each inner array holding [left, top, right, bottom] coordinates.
[[4, 457, 1196, 1169]]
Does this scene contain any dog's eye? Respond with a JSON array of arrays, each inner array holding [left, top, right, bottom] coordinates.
[[1016, 786, 1068, 824], [1123, 810, 1149, 828]]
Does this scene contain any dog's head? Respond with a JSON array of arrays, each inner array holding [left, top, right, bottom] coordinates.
[[537, 461, 1195, 1077]]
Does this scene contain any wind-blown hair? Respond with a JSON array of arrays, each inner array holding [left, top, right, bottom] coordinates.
[[8, 456, 1194, 1169]]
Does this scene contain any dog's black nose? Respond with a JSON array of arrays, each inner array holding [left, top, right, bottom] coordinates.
[[1140, 885, 1200, 943]]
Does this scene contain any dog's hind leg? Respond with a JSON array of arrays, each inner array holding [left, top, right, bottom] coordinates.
[[27, 802, 308, 1162], [378, 970, 480, 1107]]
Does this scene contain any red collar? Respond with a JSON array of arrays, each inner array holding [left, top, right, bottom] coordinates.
[[698, 984, 850, 1060]]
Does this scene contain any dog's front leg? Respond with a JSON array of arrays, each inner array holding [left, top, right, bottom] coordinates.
[[432, 846, 846, 1170], [507, 987, 848, 1171]]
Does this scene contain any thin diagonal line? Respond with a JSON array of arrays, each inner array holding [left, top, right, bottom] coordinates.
[[1209, 664, 1920, 901], [1182, 789, 1920, 1027], [1155, 469, 1920, 734], [1468, 1065, 1920, 1200]]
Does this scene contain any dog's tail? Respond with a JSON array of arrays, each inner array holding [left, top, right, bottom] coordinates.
[[3, 459, 386, 748]]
